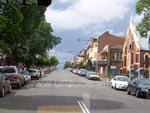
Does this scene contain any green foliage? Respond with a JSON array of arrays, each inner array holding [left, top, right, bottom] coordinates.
[[79, 61, 85, 69], [85, 59, 92, 70], [0, 4, 61, 66], [136, 0, 150, 37], [49, 56, 59, 66], [35, 56, 44, 66], [44, 58, 51, 66], [63, 61, 72, 69], [35, 56, 59, 67]]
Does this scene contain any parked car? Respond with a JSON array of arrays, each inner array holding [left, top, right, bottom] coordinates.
[[20, 70, 31, 84], [72, 69, 79, 75], [0, 66, 25, 89], [79, 69, 88, 77], [28, 69, 40, 80], [0, 73, 11, 97], [66, 68, 72, 72], [127, 78, 150, 98], [87, 71, 100, 80], [111, 75, 129, 90]]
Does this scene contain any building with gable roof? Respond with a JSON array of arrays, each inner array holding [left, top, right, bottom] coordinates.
[[121, 16, 150, 78], [97, 31, 125, 77]]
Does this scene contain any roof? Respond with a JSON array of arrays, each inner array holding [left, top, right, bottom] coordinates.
[[129, 17, 140, 49]]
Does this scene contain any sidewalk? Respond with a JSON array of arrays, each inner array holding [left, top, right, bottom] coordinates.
[[100, 77, 111, 86]]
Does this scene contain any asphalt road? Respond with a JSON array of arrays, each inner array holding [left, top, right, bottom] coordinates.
[[0, 69, 150, 113]]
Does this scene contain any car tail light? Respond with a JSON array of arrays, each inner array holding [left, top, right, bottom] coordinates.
[[13, 75, 20, 80]]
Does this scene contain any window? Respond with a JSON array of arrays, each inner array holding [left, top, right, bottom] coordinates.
[[111, 53, 115, 60], [116, 53, 121, 60], [95, 43, 98, 47]]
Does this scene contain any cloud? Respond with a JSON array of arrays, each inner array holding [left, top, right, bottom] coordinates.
[[48, 49, 74, 64], [133, 14, 143, 25], [115, 31, 125, 36], [45, 0, 134, 31]]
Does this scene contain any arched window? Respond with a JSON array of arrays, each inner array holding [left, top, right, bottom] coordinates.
[[144, 54, 149, 68], [144, 53, 150, 78]]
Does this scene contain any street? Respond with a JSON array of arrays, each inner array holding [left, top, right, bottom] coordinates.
[[0, 69, 150, 113]]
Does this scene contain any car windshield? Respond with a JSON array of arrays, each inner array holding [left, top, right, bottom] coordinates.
[[117, 77, 129, 81], [0, 67, 16, 73], [28, 70, 36, 73], [138, 79, 150, 85], [90, 72, 97, 75]]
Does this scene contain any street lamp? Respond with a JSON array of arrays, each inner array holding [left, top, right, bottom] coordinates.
[[77, 38, 90, 42]]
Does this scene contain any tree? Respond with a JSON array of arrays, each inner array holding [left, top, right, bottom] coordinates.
[[35, 56, 45, 66], [63, 61, 72, 69], [79, 61, 85, 69], [0, 4, 61, 66], [29, 21, 61, 56], [136, 0, 150, 37], [49, 56, 59, 66], [85, 59, 92, 70], [43, 57, 51, 66], [0, 0, 52, 7]]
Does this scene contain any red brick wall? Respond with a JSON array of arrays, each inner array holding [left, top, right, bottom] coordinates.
[[140, 50, 150, 67], [98, 31, 125, 60]]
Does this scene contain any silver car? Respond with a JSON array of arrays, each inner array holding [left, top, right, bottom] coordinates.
[[0, 66, 24, 89], [87, 71, 100, 80]]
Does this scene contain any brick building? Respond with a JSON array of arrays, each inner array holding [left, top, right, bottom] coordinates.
[[97, 31, 125, 77], [121, 17, 150, 78]]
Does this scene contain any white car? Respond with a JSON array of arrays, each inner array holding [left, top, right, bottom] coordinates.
[[111, 75, 129, 90], [87, 71, 100, 80], [28, 69, 41, 80], [20, 70, 31, 84]]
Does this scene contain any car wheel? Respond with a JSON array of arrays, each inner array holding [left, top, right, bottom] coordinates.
[[127, 87, 131, 95], [0, 87, 5, 97], [21, 82, 25, 87], [136, 89, 140, 98], [36, 76, 39, 80], [8, 85, 11, 93], [111, 83, 113, 88], [115, 84, 117, 90], [17, 82, 22, 89]]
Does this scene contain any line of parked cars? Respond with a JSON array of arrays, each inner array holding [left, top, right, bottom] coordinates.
[[110, 75, 150, 99], [0, 66, 44, 97], [67, 68, 100, 81]]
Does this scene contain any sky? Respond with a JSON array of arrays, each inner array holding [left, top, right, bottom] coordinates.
[[45, 0, 142, 68]]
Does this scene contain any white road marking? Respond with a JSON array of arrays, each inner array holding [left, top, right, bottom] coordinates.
[[77, 101, 90, 113]]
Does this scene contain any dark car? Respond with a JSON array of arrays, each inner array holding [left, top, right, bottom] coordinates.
[[79, 69, 88, 77], [0, 66, 25, 89], [0, 73, 11, 97], [127, 78, 150, 98]]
